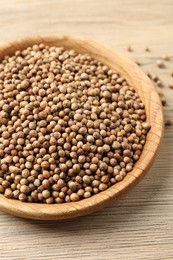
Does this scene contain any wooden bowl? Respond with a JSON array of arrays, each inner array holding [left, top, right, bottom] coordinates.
[[0, 36, 163, 220]]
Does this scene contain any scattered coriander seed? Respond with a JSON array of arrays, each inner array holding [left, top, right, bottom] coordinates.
[[147, 72, 152, 79], [133, 60, 141, 66], [161, 98, 167, 106], [151, 75, 159, 82], [145, 46, 150, 52], [168, 83, 173, 89], [127, 45, 133, 52], [162, 54, 170, 61], [156, 80, 163, 88], [146, 72, 166, 106], [156, 60, 165, 68], [165, 119, 173, 126]]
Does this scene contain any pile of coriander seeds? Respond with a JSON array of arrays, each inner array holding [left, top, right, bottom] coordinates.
[[0, 44, 150, 203]]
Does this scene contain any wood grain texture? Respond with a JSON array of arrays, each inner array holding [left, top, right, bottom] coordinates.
[[0, 0, 173, 259], [0, 35, 163, 220]]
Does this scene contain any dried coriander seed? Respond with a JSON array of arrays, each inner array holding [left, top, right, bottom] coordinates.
[[145, 46, 150, 52], [156, 60, 165, 68], [162, 54, 170, 61], [127, 45, 133, 52], [165, 119, 173, 126], [168, 83, 173, 89]]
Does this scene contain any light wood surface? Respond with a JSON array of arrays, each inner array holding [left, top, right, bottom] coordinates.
[[0, 0, 172, 259], [0, 35, 163, 220]]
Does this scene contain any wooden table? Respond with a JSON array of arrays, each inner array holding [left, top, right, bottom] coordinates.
[[0, 1, 173, 259]]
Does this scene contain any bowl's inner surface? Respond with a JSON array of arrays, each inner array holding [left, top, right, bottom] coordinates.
[[0, 36, 163, 220]]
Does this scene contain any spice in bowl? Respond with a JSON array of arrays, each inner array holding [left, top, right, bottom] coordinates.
[[0, 44, 150, 203]]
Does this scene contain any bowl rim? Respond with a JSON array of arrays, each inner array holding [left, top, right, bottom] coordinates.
[[0, 35, 164, 220]]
